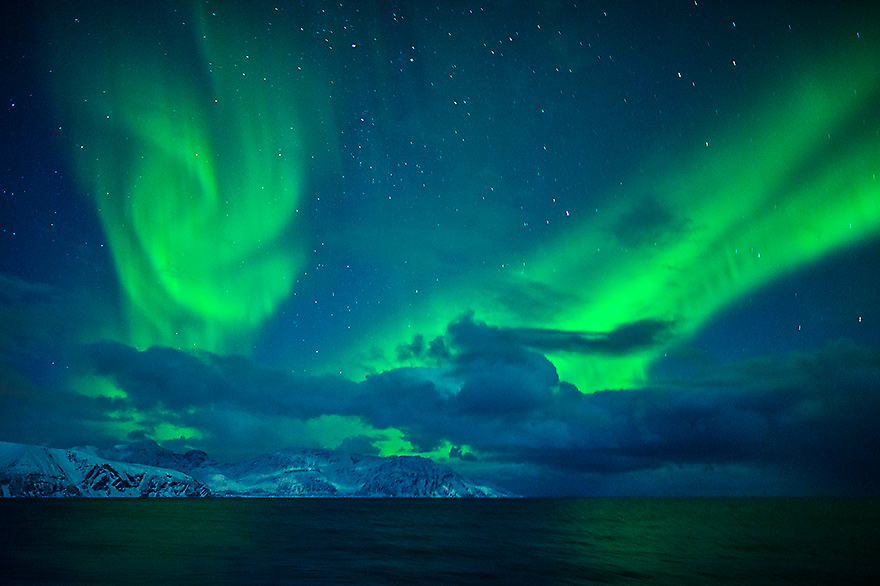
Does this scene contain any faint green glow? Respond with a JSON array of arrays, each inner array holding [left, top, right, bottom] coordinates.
[[300, 416, 416, 457], [72, 375, 127, 400], [49, 4, 335, 354], [150, 421, 204, 444], [94, 406, 201, 445]]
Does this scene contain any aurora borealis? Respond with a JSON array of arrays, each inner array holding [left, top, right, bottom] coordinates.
[[2, 0, 880, 495], [44, 1, 339, 353]]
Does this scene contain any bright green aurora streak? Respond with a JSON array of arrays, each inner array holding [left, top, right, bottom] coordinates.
[[528, 54, 880, 392], [49, 4, 334, 353], [353, 48, 880, 396]]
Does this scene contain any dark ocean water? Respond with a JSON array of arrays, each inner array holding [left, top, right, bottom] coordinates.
[[1, 498, 877, 585]]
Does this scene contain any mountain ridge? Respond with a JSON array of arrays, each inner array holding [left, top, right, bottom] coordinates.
[[0, 440, 512, 498]]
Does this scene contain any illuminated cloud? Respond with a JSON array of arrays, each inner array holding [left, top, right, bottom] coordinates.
[[50, 332, 878, 495]]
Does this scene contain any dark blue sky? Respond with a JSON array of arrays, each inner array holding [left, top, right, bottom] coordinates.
[[2, 0, 879, 496]]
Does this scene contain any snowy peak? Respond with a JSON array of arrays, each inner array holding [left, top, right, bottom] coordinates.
[[0, 441, 511, 497], [0, 441, 210, 497], [201, 449, 504, 497], [350, 455, 498, 497], [98, 440, 215, 473]]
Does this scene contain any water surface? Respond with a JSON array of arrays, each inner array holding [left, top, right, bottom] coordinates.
[[2, 498, 877, 585]]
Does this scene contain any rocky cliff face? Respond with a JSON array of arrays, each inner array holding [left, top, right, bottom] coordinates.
[[0, 440, 509, 497]]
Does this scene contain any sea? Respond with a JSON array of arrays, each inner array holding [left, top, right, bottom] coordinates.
[[1, 498, 878, 585]]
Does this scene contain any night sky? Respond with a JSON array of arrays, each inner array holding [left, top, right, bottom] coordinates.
[[2, 0, 879, 496]]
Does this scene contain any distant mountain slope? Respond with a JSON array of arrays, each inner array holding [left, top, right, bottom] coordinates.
[[0, 442, 209, 497], [0, 441, 511, 497]]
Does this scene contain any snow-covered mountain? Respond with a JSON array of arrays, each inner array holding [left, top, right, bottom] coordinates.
[[0, 442, 209, 497], [0, 440, 510, 497]]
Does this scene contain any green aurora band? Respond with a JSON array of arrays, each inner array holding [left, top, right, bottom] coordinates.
[[528, 54, 880, 392], [48, 4, 334, 353], [347, 48, 880, 395]]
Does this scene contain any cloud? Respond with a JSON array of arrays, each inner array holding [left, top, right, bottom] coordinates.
[[0, 359, 126, 450], [442, 312, 676, 358], [24, 317, 880, 495], [455, 351, 557, 416], [0, 272, 117, 389], [395, 334, 451, 364], [449, 445, 477, 461], [356, 335, 880, 494], [83, 342, 224, 410], [80, 340, 361, 420], [336, 434, 383, 456], [392, 314, 675, 369]]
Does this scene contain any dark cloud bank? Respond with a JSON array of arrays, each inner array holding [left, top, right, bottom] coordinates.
[[4, 313, 879, 496]]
